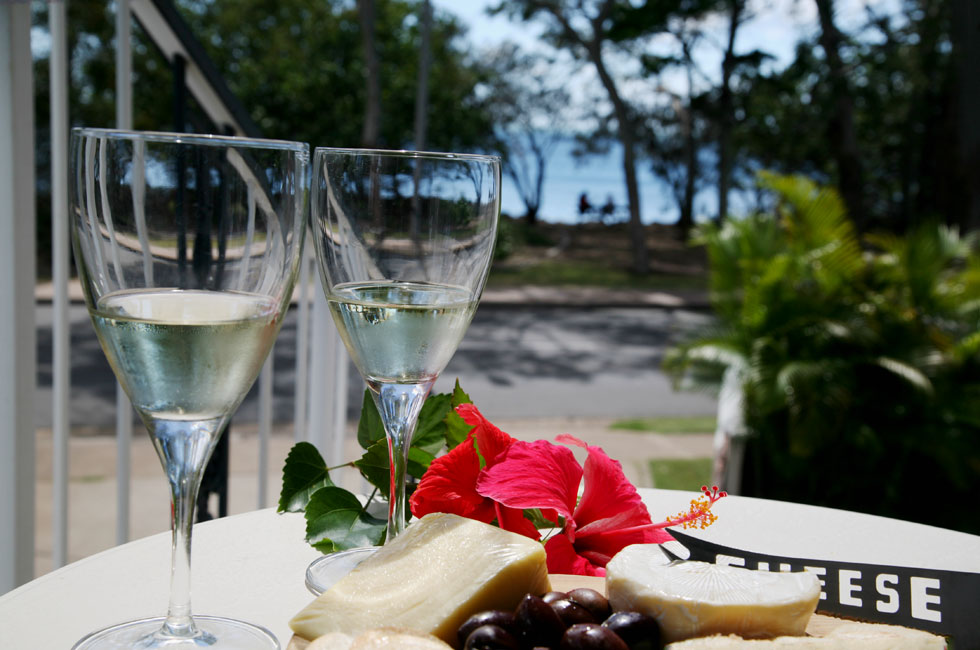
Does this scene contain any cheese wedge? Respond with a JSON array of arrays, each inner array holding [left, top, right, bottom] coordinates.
[[664, 619, 946, 649], [307, 628, 453, 650], [606, 544, 821, 643], [289, 513, 551, 644]]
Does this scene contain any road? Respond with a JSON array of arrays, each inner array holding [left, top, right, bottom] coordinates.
[[34, 302, 717, 432]]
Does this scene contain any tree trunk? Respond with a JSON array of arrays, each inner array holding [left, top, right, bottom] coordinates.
[[677, 41, 697, 239], [526, 130, 550, 226], [590, 46, 648, 273], [814, 0, 866, 227], [952, 0, 980, 231], [680, 103, 696, 239], [540, 0, 649, 273], [413, 0, 433, 151], [717, 0, 743, 224], [358, 0, 380, 148], [949, 0, 980, 231]]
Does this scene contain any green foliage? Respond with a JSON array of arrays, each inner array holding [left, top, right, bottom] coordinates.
[[494, 216, 517, 262], [610, 416, 716, 434], [305, 488, 386, 553], [277, 442, 335, 513], [649, 458, 714, 491], [180, 0, 497, 152], [279, 381, 474, 552], [665, 174, 980, 533]]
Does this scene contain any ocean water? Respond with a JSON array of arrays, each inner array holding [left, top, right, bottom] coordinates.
[[500, 136, 717, 225]]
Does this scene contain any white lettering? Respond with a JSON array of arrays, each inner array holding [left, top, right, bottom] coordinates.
[[876, 574, 900, 614], [757, 562, 769, 571], [910, 577, 942, 622], [804, 566, 828, 600], [839, 569, 863, 607], [779, 563, 793, 572], [716, 554, 746, 567]]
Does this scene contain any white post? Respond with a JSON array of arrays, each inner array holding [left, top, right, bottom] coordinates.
[[308, 289, 332, 454], [293, 243, 313, 443], [257, 355, 273, 508], [115, 0, 134, 546], [331, 326, 349, 467], [116, 0, 133, 131], [50, 0, 71, 571], [308, 286, 349, 466], [0, 1, 37, 591]]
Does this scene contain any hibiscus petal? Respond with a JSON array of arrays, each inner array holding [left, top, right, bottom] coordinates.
[[557, 434, 648, 527], [409, 434, 495, 523], [574, 507, 663, 540], [573, 507, 673, 568], [476, 439, 582, 521], [545, 534, 606, 577], [495, 502, 541, 540], [456, 404, 515, 466]]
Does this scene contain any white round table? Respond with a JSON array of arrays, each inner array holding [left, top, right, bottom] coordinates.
[[1, 490, 977, 648]]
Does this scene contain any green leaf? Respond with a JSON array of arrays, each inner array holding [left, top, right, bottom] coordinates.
[[354, 441, 391, 499], [445, 380, 475, 449], [524, 508, 559, 529], [278, 442, 335, 513], [305, 487, 386, 553], [873, 356, 934, 395], [413, 392, 454, 456], [356, 390, 385, 450], [355, 439, 436, 499]]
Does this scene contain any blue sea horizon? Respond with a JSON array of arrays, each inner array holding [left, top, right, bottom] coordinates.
[[500, 136, 719, 226]]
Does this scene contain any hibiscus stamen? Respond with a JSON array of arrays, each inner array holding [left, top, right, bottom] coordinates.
[[611, 487, 727, 535], [668, 496, 719, 529]]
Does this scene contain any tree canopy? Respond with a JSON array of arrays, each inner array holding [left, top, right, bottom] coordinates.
[[32, 0, 980, 269]]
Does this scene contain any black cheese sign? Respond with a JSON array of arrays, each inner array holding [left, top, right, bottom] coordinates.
[[668, 529, 980, 647]]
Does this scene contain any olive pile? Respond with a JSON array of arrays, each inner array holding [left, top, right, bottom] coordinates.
[[457, 588, 661, 650]]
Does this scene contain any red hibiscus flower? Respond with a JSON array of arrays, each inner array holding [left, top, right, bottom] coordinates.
[[412, 406, 725, 577], [409, 404, 538, 538], [476, 433, 669, 576]]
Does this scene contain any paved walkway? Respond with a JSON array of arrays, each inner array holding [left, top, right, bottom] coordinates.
[[35, 279, 711, 309]]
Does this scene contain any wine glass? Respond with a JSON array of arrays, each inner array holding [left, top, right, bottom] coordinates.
[[69, 128, 307, 650], [305, 147, 500, 592]]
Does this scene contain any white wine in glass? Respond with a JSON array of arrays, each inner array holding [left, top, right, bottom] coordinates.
[[305, 147, 500, 593], [70, 128, 308, 650]]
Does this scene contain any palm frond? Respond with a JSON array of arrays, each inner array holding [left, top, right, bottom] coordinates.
[[871, 356, 934, 395]]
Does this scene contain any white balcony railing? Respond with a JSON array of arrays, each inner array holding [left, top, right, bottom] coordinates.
[[0, 0, 348, 594]]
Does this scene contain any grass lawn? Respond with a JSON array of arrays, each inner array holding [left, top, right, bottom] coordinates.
[[487, 260, 707, 292], [610, 415, 716, 434], [649, 458, 714, 491]]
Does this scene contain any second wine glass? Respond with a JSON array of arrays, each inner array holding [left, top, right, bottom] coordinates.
[[306, 147, 500, 592]]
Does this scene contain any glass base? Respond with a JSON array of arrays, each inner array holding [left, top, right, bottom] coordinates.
[[305, 546, 378, 596], [72, 615, 279, 649]]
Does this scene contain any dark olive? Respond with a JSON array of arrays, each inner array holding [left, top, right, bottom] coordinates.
[[464, 624, 520, 650], [550, 598, 596, 627], [566, 588, 612, 622], [458, 610, 521, 646], [601, 612, 662, 650], [516, 593, 566, 647], [560, 623, 630, 650], [541, 590, 568, 604]]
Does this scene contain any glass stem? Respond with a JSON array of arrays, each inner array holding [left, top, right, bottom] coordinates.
[[372, 381, 433, 541], [146, 417, 224, 639]]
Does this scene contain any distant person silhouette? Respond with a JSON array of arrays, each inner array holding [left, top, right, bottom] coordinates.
[[578, 192, 593, 221], [600, 195, 616, 222]]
